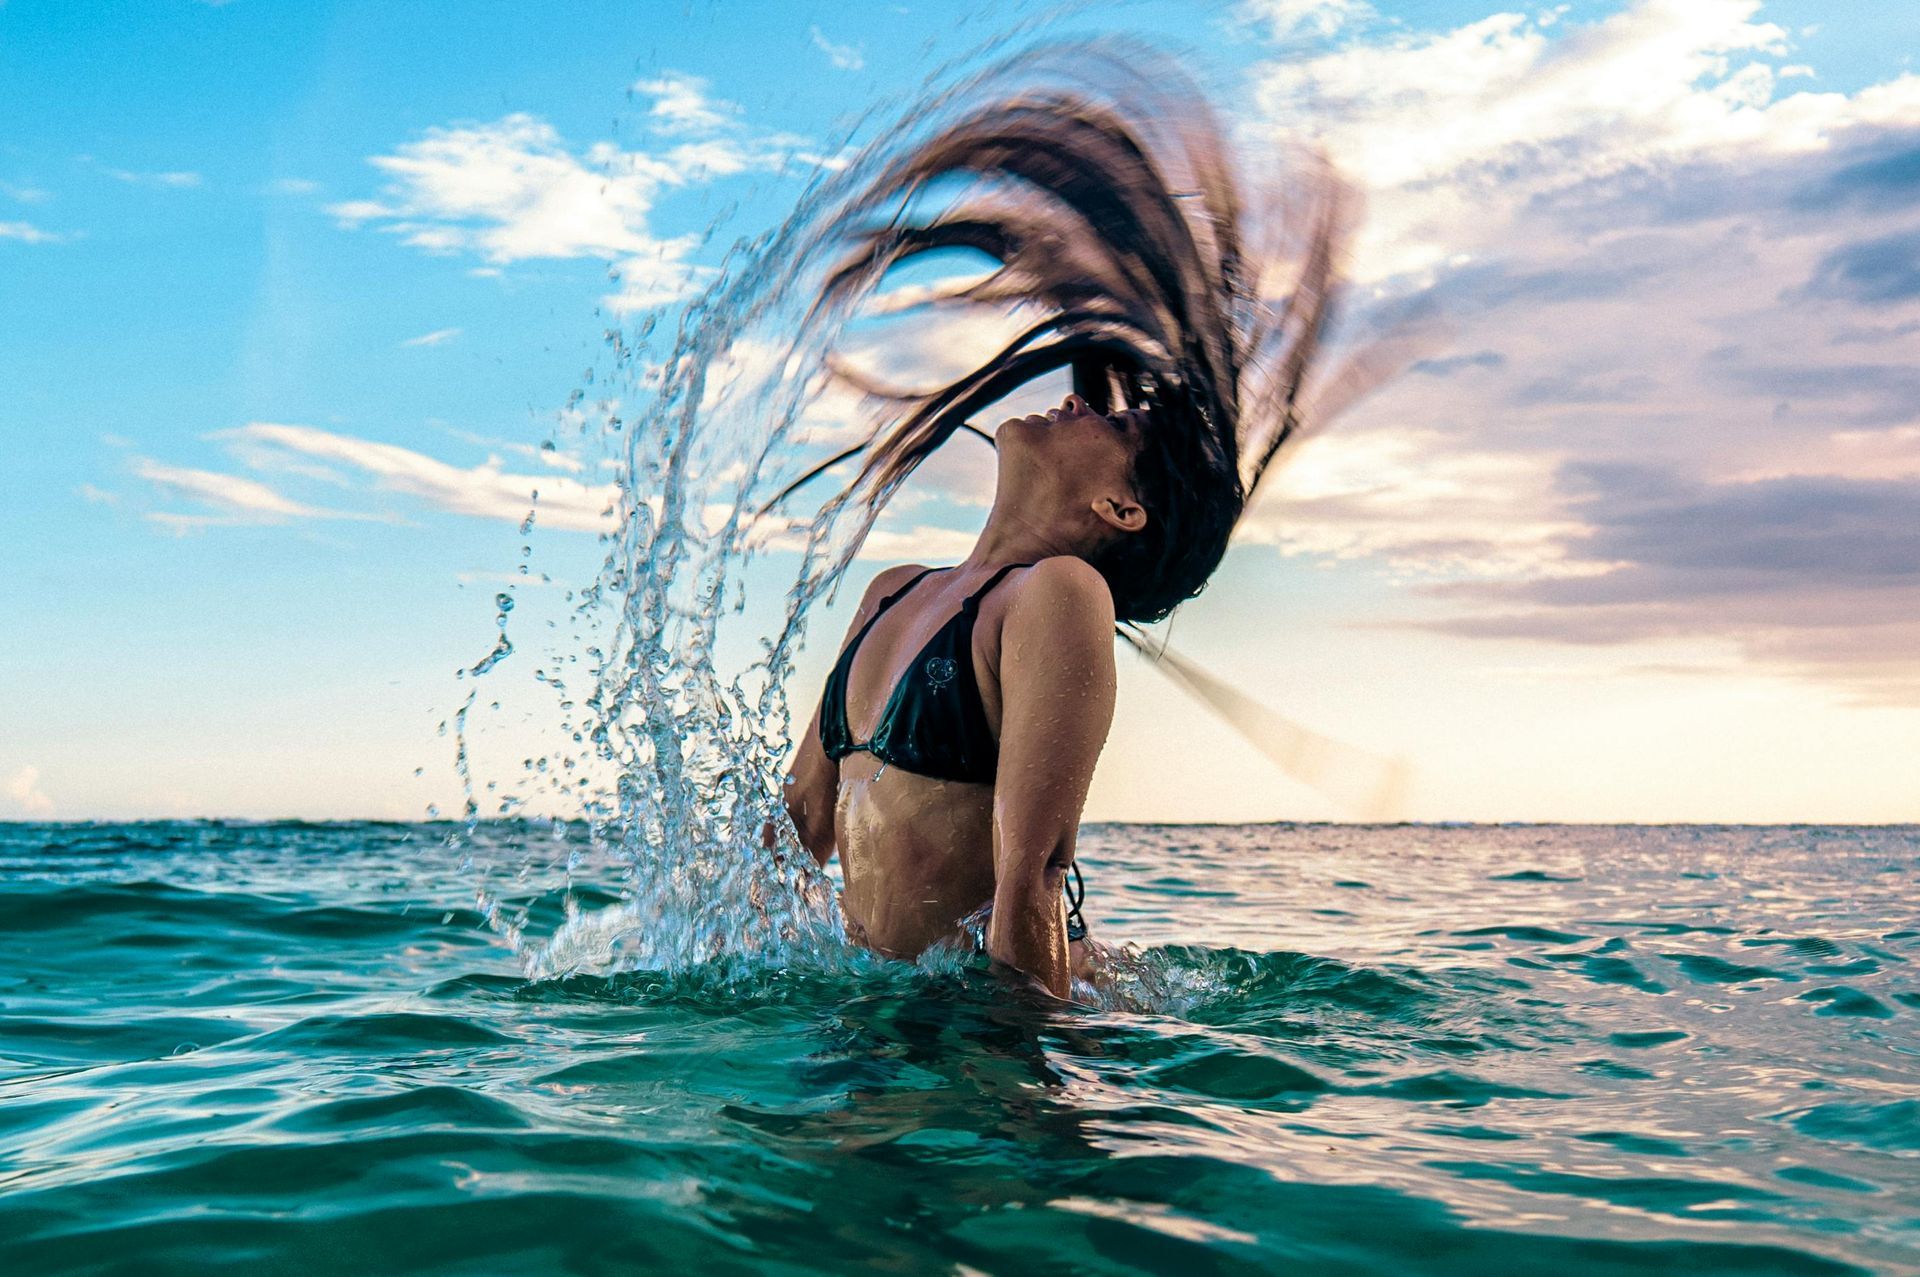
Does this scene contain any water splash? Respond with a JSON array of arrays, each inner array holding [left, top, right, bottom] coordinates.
[[456, 36, 1320, 987]]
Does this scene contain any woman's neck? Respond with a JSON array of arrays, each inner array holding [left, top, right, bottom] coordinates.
[[961, 500, 1091, 570]]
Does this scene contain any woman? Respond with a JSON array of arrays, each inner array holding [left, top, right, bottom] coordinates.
[[782, 393, 1148, 997], [770, 48, 1350, 998]]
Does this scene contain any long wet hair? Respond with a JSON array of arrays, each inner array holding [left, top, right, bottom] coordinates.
[[778, 44, 1354, 624]]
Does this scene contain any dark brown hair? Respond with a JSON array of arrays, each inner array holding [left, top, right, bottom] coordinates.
[[780, 43, 1353, 623]]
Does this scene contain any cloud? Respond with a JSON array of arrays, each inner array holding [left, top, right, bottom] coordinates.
[[632, 71, 742, 135], [1228, 0, 1920, 704], [402, 326, 462, 347], [0, 220, 65, 244], [98, 166, 203, 188], [131, 458, 384, 531], [808, 26, 865, 71], [1800, 131, 1920, 211], [4, 766, 54, 818], [1410, 464, 1920, 703], [1241, 0, 1370, 40], [855, 524, 978, 562], [1410, 350, 1505, 377], [212, 421, 883, 549], [1800, 228, 1920, 305], [1245, 0, 1920, 280], [1242, 427, 1589, 578], [219, 423, 618, 532], [328, 98, 823, 311], [328, 114, 680, 262], [444, 428, 586, 474], [269, 177, 321, 195], [457, 570, 558, 587], [0, 180, 50, 203]]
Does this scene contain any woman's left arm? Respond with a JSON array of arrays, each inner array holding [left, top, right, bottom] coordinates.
[[986, 557, 1117, 999]]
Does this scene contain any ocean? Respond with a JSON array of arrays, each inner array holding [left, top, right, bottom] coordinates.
[[2, 821, 1915, 1274]]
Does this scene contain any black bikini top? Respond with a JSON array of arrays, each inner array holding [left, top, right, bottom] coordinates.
[[818, 562, 1033, 784]]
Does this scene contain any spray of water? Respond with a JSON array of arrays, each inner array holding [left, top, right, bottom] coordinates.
[[443, 36, 1368, 994]]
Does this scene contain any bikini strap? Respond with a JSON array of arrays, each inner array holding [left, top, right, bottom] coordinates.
[[961, 561, 1035, 613], [834, 566, 946, 677], [871, 565, 945, 615]]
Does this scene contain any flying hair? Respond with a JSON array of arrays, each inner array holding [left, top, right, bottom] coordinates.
[[767, 41, 1359, 623]]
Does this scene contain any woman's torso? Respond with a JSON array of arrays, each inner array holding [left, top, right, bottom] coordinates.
[[823, 564, 1028, 957]]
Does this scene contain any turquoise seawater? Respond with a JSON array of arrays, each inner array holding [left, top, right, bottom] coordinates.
[[3, 821, 1916, 1274]]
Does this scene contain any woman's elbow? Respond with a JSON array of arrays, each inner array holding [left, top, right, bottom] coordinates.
[[997, 837, 1073, 895]]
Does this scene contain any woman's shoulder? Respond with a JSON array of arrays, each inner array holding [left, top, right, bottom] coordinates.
[[861, 562, 932, 600], [1004, 556, 1115, 625], [845, 562, 932, 623]]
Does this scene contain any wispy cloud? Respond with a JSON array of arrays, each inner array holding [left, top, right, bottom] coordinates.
[[444, 428, 586, 474], [457, 570, 558, 587], [632, 71, 743, 135], [96, 165, 203, 188], [0, 180, 50, 203], [808, 26, 866, 72], [132, 458, 385, 531], [0, 220, 66, 244], [402, 326, 462, 347], [155, 418, 925, 555], [219, 423, 618, 532], [1240, 0, 1370, 40], [855, 524, 978, 562], [269, 176, 321, 195], [4, 766, 54, 818], [1244, 428, 1589, 579]]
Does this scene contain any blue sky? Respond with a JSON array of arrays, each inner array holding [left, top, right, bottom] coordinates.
[[5, 0, 1920, 822]]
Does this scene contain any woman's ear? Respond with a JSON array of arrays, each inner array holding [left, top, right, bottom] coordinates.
[[1093, 493, 1147, 535]]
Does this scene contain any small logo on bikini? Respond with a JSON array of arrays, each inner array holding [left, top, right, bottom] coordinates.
[[924, 656, 957, 688]]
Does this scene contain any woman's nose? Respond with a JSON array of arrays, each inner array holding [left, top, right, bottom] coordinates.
[[1062, 393, 1089, 415]]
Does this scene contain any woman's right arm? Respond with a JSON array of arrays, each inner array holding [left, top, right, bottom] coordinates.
[[986, 557, 1118, 999], [778, 564, 926, 866]]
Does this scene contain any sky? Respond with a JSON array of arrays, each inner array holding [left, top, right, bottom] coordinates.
[[4, 0, 1919, 824]]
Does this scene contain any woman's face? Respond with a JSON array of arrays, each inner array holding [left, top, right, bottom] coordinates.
[[995, 393, 1148, 534], [998, 392, 1144, 480]]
